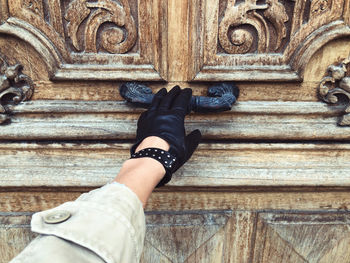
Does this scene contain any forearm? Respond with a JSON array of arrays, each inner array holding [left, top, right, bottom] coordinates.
[[114, 136, 170, 207]]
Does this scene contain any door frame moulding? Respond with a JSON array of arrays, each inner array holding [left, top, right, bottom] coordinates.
[[1, 142, 350, 188], [1, 100, 349, 140]]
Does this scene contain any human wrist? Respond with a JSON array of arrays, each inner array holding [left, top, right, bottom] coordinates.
[[118, 158, 165, 184], [135, 136, 170, 152], [114, 158, 165, 207]]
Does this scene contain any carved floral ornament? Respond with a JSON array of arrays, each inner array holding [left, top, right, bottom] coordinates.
[[0, 54, 34, 124], [1, 0, 349, 80], [190, 0, 350, 81], [218, 0, 289, 54], [218, 0, 332, 54], [0, 0, 165, 80], [319, 57, 350, 126], [65, 0, 137, 54]]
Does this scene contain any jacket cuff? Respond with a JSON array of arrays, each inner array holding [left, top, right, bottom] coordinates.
[[31, 183, 145, 263]]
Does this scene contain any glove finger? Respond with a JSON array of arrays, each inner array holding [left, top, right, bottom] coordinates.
[[150, 88, 167, 110], [171, 88, 192, 114], [184, 129, 202, 162], [159, 86, 181, 110]]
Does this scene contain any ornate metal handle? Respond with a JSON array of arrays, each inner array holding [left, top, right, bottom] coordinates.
[[119, 82, 239, 113]]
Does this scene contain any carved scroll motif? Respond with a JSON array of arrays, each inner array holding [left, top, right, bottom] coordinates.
[[65, 0, 137, 54], [0, 54, 34, 124], [319, 57, 350, 126], [218, 0, 289, 54]]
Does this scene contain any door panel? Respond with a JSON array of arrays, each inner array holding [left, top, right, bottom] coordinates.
[[2, 211, 350, 263], [1, 0, 350, 262]]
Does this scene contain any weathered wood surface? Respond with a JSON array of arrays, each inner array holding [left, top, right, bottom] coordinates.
[[0, 36, 349, 105], [2, 188, 350, 212], [1, 0, 350, 262], [2, 113, 350, 140], [2, 211, 350, 263], [189, 0, 350, 81], [0, 0, 168, 80], [1, 0, 349, 82], [253, 212, 350, 262], [1, 100, 350, 140], [1, 142, 350, 187], [9, 100, 345, 114], [1, 36, 349, 101], [0, 213, 37, 263]]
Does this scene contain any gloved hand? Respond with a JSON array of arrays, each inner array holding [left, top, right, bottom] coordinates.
[[131, 86, 202, 186]]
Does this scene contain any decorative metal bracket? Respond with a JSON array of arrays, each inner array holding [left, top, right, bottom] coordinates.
[[119, 82, 239, 113], [319, 57, 350, 126], [0, 54, 34, 124]]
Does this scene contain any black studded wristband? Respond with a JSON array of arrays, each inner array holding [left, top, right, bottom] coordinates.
[[130, 148, 177, 187]]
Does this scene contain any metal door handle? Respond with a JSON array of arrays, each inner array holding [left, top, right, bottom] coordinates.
[[119, 82, 239, 113]]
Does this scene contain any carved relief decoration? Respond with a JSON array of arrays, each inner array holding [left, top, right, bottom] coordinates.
[[0, 0, 166, 80], [65, 0, 137, 54], [218, 0, 288, 54], [190, 0, 350, 81], [319, 57, 350, 126], [0, 54, 34, 124]]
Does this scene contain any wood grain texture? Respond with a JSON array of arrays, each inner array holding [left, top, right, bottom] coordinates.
[[223, 211, 257, 263], [0, 100, 349, 140], [143, 211, 231, 262], [1, 142, 350, 187], [10, 100, 345, 114], [345, 0, 350, 26], [252, 212, 350, 263], [147, 190, 350, 212], [185, 226, 225, 263], [167, 0, 188, 81], [3, 211, 350, 263], [1, 189, 350, 213], [2, 113, 350, 140], [0, 213, 37, 263], [0, 0, 9, 22], [1, 36, 350, 103]]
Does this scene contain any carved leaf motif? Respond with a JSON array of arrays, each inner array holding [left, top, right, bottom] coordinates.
[[0, 55, 34, 124], [264, 0, 289, 51], [65, 0, 137, 54], [218, 0, 289, 54], [65, 0, 91, 51], [319, 57, 350, 126]]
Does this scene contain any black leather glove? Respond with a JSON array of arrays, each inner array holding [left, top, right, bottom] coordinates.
[[131, 86, 202, 186]]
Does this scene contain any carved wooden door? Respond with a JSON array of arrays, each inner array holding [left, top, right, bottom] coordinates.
[[1, 0, 350, 262]]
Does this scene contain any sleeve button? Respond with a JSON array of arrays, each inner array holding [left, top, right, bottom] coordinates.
[[44, 210, 71, 224]]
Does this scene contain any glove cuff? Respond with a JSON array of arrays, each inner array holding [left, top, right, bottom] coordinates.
[[130, 148, 177, 187]]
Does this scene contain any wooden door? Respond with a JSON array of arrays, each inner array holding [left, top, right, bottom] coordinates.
[[1, 0, 350, 262]]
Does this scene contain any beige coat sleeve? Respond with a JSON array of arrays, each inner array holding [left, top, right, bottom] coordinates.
[[10, 183, 146, 263]]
